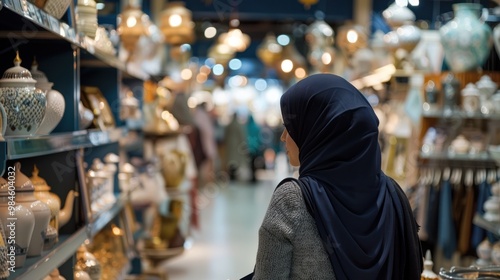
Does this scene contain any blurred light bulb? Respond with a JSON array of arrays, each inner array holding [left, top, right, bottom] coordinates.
[[169, 14, 182, 27], [281, 59, 293, 73]]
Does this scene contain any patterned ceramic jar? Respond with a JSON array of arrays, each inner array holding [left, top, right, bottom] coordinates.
[[0, 52, 46, 136], [439, 3, 492, 72]]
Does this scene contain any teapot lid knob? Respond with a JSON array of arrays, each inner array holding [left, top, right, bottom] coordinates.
[[14, 51, 21, 66]]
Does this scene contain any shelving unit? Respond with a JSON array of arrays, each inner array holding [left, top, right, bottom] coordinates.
[[0, 0, 147, 278]]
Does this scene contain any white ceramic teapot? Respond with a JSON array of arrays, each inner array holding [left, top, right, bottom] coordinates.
[[13, 162, 51, 257], [31, 165, 77, 249], [0, 175, 34, 268]]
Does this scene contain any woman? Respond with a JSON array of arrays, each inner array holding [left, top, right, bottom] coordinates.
[[250, 74, 423, 279]]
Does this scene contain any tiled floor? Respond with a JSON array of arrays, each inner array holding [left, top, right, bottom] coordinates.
[[161, 154, 291, 280]]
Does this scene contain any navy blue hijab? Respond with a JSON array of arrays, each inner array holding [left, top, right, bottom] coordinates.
[[280, 74, 423, 280]]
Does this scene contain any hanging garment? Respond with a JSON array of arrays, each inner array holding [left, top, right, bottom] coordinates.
[[437, 179, 457, 260], [416, 181, 430, 241], [426, 182, 441, 247], [471, 180, 489, 249], [457, 184, 475, 255]]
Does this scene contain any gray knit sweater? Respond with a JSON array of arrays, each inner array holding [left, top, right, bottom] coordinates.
[[253, 181, 336, 279]]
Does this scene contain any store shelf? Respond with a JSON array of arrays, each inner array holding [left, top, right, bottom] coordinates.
[[8, 228, 88, 279], [421, 109, 500, 120], [3, 128, 126, 160], [473, 213, 500, 236], [0, 128, 125, 176], [418, 151, 497, 167], [7, 194, 128, 279], [0, 0, 149, 81], [0, 0, 77, 44], [88, 193, 126, 238]]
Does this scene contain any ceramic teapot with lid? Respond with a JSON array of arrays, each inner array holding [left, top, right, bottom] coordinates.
[[0, 52, 46, 136], [31, 165, 77, 249], [0, 176, 34, 268], [13, 162, 51, 257]]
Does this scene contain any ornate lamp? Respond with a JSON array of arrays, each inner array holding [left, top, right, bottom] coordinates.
[[160, 1, 195, 46], [117, 5, 148, 56], [257, 33, 283, 68]]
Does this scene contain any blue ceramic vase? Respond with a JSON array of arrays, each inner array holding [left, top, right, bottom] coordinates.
[[439, 3, 492, 72]]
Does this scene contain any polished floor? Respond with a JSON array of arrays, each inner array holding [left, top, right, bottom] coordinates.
[[162, 154, 292, 280]]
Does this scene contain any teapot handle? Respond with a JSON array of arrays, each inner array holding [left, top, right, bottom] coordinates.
[[0, 103, 6, 138]]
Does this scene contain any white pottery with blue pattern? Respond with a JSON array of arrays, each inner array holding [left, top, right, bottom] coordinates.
[[439, 3, 492, 72], [0, 52, 46, 136]]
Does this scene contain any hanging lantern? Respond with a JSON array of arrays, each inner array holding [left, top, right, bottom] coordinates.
[[336, 23, 368, 59], [160, 1, 195, 46], [117, 5, 148, 55], [208, 40, 236, 65], [305, 20, 336, 73], [277, 42, 307, 82], [257, 33, 283, 68], [219, 28, 250, 52]]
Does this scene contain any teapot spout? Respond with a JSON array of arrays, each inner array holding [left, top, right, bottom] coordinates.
[[58, 190, 78, 228]]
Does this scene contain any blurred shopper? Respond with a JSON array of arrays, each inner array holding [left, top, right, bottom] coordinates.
[[223, 113, 247, 181], [245, 114, 263, 183], [245, 74, 423, 279], [193, 102, 218, 186]]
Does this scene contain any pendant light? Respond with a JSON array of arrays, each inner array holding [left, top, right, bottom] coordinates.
[[160, 1, 195, 46], [257, 33, 283, 68], [117, 5, 149, 56]]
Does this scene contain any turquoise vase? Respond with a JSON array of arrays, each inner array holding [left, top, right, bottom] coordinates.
[[439, 3, 492, 72]]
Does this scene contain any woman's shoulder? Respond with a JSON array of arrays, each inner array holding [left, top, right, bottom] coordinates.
[[267, 179, 305, 213], [274, 179, 302, 198]]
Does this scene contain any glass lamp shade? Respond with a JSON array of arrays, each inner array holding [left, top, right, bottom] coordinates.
[[336, 23, 368, 59], [257, 33, 283, 68], [117, 5, 148, 54], [208, 41, 236, 65], [219, 28, 250, 52], [305, 20, 334, 49], [277, 43, 307, 82], [160, 2, 195, 46]]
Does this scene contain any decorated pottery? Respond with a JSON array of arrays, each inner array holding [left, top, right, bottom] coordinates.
[[441, 73, 460, 112], [31, 165, 77, 249], [0, 103, 6, 141], [0, 52, 46, 136], [75, 0, 98, 39], [421, 250, 439, 280], [0, 176, 35, 268], [492, 91, 500, 113], [476, 75, 498, 99], [79, 101, 94, 129], [450, 135, 470, 154], [382, 3, 416, 28], [0, 221, 8, 279], [484, 182, 500, 222], [31, 59, 65, 135], [162, 149, 187, 188], [75, 244, 102, 280], [476, 239, 492, 266], [461, 83, 481, 114], [492, 241, 500, 265], [493, 24, 500, 61], [13, 162, 51, 257], [439, 3, 492, 72]]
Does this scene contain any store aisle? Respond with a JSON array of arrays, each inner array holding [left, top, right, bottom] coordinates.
[[163, 154, 291, 280]]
